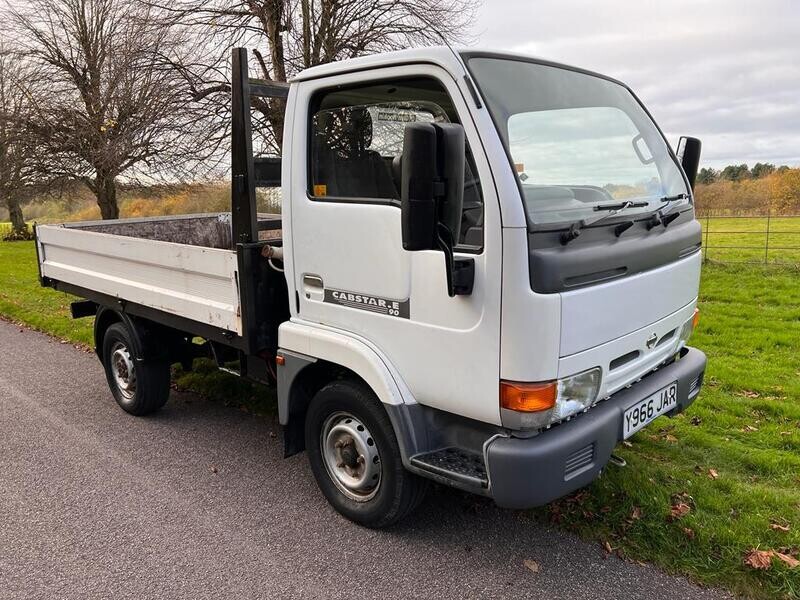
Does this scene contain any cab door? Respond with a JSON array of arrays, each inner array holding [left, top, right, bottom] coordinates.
[[286, 64, 503, 426]]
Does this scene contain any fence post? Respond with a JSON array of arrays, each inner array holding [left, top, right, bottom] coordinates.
[[703, 213, 710, 263], [765, 209, 771, 265]]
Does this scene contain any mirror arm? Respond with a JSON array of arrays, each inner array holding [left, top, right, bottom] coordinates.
[[435, 222, 474, 297]]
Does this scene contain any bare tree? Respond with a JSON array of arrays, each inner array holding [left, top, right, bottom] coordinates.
[[7, 0, 214, 219], [152, 0, 479, 154], [0, 46, 44, 238]]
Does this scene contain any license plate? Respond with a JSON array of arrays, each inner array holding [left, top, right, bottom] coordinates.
[[623, 382, 678, 439]]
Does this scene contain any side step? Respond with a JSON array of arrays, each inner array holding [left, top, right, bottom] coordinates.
[[410, 447, 488, 488]]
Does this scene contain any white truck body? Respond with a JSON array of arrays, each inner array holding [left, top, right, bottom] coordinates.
[[36, 47, 707, 525], [37, 217, 243, 333]]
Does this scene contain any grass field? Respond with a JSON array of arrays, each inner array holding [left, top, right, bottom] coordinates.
[[1, 239, 799, 598]]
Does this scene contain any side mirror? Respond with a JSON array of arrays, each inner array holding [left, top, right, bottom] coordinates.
[[400, 122, 466, 249], [676, 136, 702, 191], [400, 123, 437, 251], [400, 121, 472, 296], [435, 123, 466, 242]]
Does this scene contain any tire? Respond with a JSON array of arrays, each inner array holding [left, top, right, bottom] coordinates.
[[101, 322, 171, 416], [305, 380, 427, 528]]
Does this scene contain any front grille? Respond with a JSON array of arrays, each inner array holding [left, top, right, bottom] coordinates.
[[656, 328, 677, 347], [610, 350, 640, 371], [565, 443, 595, 480]]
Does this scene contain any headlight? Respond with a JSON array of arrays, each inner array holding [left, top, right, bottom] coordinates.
[[677, 308, 700, 349], [500, 367, 602, 430]]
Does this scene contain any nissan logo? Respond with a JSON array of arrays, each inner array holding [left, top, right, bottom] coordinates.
[[646, 333, 658, 349]]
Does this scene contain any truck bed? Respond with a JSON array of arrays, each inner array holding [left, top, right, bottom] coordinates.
[[36, 213, 281, 336]]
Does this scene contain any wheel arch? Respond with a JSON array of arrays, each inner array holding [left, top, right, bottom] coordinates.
[[94, 307, 173, 363], [277, 321, 425, 459], [94, 307, 136, 359]]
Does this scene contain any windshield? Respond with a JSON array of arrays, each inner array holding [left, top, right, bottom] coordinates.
[[465, 56, 689, 225]]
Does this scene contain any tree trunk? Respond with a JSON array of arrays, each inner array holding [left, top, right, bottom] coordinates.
[[5, 195, 27, 235], [95, 172, 119, 219]]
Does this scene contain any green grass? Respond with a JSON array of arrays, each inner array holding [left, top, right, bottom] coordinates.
[[1, 239, 799, 598], [700, 215, 800, 264]]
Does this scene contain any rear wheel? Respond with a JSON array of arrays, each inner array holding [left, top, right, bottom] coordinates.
[[305, 380, 427, 528], [101, 322, 170, 415]]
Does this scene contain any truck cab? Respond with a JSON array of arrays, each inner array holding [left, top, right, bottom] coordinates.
[[36, 47, 706, 527]]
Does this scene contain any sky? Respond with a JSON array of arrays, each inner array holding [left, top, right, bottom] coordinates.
[[470, 0, 800, 169]]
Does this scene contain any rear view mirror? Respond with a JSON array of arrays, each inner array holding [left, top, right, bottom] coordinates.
[[676, 136, 702, 190], [400, 123, 437, 251], [434, 123, 466, 242], [400, 122, 472, 296]]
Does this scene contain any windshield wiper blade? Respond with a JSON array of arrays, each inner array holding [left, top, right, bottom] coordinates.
[[560, 200, 648, 245], [648, 193, 691, 230], [594, 201, 649, 212], [660, 193, 689, 204]]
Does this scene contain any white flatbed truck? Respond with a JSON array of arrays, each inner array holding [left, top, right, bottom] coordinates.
[[36, 47, 707, 527]]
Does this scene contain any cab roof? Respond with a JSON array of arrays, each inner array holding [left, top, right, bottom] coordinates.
[[290, 47, 608, 85]]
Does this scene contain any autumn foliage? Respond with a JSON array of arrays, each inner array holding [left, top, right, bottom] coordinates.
[[694, 167, 800, 216]]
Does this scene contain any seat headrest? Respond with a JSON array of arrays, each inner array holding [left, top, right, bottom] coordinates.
[[392, 154, 403, 185], [316, 106, 374, 158]]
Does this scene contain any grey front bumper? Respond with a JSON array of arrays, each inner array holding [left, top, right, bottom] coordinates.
[[486, 347, 706, 509]]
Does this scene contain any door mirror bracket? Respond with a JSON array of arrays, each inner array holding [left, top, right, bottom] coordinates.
[[435, 222, 475, 297]]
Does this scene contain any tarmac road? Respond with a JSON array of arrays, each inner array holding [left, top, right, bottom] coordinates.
[[0, 320, 731, 600]]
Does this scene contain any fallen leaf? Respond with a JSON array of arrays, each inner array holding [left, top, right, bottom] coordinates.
[[708, 468, 719, 480], [664, 434, 679, 443], [744, 549, 773, 570], [770, 522, 790, 532], [683, 527, 696, 540], [669, 503, 691, 521], [738, 390, 761, 398], [743, 425, 759, 432], [780, 431, 792, 436], [210, 465, 218, 474], [631, 506, 642, 520], [603, 540, 613, 554], [774, 552, 800, 569], [523, 559, 540, 573]]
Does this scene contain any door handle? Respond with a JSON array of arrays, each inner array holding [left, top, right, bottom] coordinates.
[[302, 274, 324, 289]]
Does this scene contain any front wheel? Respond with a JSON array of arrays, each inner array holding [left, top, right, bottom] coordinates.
[[101, 322, 171, 416], [305, 380, 427, 528]]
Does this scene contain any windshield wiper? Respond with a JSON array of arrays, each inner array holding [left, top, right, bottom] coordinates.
[[647, 193, 690, 230], [560, 200, 649, 245]]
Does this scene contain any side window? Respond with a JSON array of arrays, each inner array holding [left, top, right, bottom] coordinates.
[[309, 76, 484, 248]]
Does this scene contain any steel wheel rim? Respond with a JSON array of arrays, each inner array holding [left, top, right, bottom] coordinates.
[[110, 341, 136, 403], [321, 411, 381, 502]]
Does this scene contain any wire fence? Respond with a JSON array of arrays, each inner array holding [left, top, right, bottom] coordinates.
[[697, 212, 800, 265], [5, 212, 800, 266]]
